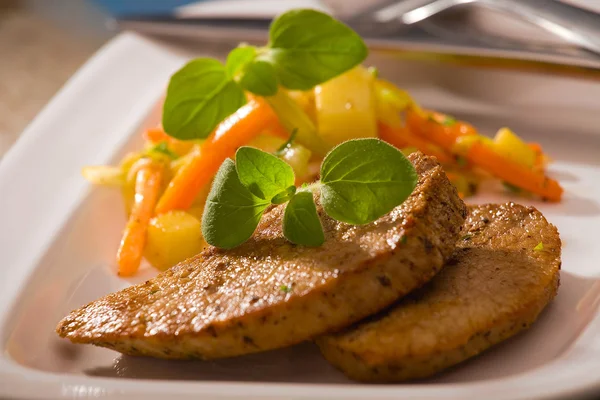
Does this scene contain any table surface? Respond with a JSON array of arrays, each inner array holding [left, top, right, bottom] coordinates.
[[0, 0, 114, 157]]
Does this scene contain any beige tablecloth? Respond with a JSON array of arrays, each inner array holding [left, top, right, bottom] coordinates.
[[0, 1, 112, 156]]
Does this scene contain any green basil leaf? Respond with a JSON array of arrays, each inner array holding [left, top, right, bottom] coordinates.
[[280, 284, 293, 293], [271, 185, 297, 204], [226, 45, 256, 79], [282, 191, 325, 246], [320, 138, 417, 225], [202, 159, 270, 249], [441, 115, 457, 126], [266, 9, 368, 90], [162, 58, 246, 140], [147, 141, 178, 159], [274, 128, 298, 156], [238, 60, 279, 96], [236, 146, 295, 201]]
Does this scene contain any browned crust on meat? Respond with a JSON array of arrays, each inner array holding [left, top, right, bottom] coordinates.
[[56, 153, 466, 359], [317, 203, 561, 382]]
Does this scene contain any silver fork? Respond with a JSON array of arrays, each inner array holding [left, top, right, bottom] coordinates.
[[363, 0, 600, 55]]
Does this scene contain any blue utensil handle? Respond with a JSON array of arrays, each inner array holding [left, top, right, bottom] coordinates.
[[92, 0, 212, 17]]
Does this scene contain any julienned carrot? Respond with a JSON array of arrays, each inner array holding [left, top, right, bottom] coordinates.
[[155, 97, 279, 214], [244, 92, 290, 140], [406, 108, 477, 151], [146, 120, 288, 143], [528, 143, 543, 153], [528, 142, 546, 172], [144, 127, 171, 143], [378, 122, 454, 164], [117, 163, 163, 276], [466, 142, 563, 202]]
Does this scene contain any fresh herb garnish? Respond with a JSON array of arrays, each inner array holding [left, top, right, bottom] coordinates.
[[149, 141, 178, 160], [226, 45, 256, 79], [368, 66, 379, 78], [503, 181, 522, 193], [162, 58, 247, 140], [202, 138, 417, 248], [456, 156, 468, 167], [236, 146, 295, 201], [264, 9, 368, 90], [162, 9, 367, 140], [283, 191, 325, 247], [275, 128, 298, 156], [271, 185, 297, 205], [320, 139, 417, 224], [462, 233, 473, 241], [428, 114, 457, 127], [280, 284, 292, 293], [201, 159, 270, 249], [441, 116, 457, 126], [238, 60, 279, 96]]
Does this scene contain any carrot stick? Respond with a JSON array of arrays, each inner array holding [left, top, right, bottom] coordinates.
[[117, 163, 163, 276], [244, 93, 290, 140], [145, 114, 286, 162], [528, 142, 551, 173], [144, 126, 199, 156], [528, 142, 543, 153], [466, 142, 563, 201], [144, 127, 171, 143], [145, 112, 287, 143], [406, 108, 477, 151], [378, 122, 454, 164], [155, 97, 279, 214]]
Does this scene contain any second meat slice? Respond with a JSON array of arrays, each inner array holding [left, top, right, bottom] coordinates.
[[317, 203, 561, 382]]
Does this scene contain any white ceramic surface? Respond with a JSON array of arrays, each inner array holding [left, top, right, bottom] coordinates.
[[1, 32, 600, 400]]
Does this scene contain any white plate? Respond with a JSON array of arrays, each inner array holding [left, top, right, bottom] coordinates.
[[1, 32, 600, 400]]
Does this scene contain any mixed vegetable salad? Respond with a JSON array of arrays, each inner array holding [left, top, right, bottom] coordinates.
[[82, 9, 563, 277]]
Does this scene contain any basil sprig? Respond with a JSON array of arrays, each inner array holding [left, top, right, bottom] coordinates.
[[201, 159, 270, 249], [320, 139, 417, 224], [202, 139, 417, 248], [162, 9, 367, 140], [162, 59, 246, 140]]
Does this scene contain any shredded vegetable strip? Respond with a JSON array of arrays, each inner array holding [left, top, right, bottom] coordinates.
[[81, 165, 124, 186], [144, 126, 199, 156], [378, 122, 454, 164], [144, 127, 171, 143], [466, 142, 563, 201], [155, 97, 279, 214], [117, 163, 163, 276], [266, 90, 329, 156], [529, 142, 550, 172], [406, 108, 477, 151]]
